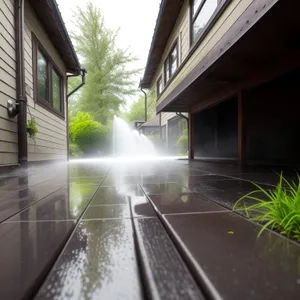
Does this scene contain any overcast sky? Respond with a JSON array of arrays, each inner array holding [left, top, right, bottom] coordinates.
[[57, 0, 161, 107]]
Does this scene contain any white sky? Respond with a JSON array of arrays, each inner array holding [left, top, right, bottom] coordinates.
[[57, 0, 161, 108]]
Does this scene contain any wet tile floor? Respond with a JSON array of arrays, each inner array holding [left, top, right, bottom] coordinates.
[[0, 159, 300, 299]]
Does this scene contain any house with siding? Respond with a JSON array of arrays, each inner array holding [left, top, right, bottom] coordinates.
[[141, 0, 300, 165], [0, 0, 81, 168]]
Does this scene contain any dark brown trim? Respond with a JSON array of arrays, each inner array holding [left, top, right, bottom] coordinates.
[[156, 0, 232, 102], [157, 0, 278, 112], [32, 33, 65, 120]]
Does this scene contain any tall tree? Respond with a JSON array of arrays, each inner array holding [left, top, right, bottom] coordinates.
[[125, 90, 156, 123], [72, 3, 141, 124], [67, 77, 82, 121]]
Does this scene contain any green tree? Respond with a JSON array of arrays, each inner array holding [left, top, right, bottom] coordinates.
[[69, 112, 108, 155], [68, 77, 82, 121], [177, 129, 188, 154], [125, 90, 156, 123], [72, 3, 141, 124]]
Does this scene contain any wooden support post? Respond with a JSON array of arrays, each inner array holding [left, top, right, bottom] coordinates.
[[238, 91, 245, 165], [188, 112, 194, 160]]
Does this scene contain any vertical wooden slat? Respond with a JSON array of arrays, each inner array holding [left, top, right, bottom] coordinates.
[[238, 91, 245, 164], [188, 112, 194, 160]]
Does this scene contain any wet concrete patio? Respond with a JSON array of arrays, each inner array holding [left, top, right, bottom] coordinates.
[[0, 158, 299, 299]]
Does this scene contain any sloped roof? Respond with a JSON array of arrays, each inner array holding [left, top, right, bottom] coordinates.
[[28, 0, 81, 74], [140, 0, 183, 88], [139, 115, 160, 127]]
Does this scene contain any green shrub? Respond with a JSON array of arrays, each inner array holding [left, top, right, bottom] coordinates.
[[69, 112, 108, 155], [234, 173, 300, 241], [27, 119, 38, 138], [69, 143, 82, 157], [177, 129, 188, 154]]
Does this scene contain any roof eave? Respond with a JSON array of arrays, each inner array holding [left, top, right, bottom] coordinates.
[[141, 0, 183, 88], [29, 0, 81, 74]]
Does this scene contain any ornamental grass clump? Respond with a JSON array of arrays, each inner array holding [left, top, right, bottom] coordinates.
[[234, 173, 300, 241]]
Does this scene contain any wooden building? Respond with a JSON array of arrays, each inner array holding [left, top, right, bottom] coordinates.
[[141, 0, 300, 165], [0, 0, 81, 167]]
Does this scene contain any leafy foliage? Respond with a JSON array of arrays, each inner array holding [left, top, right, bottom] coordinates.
[[69, 112, 108, 155], [176, 129, 188, 154], [71, 3, 141, 124], [69, 143, 83, 158], [234, 173, 300, 241], [27, 119, 38, 138], [68, 77, 82, 120], [125, 90, 156, 123]]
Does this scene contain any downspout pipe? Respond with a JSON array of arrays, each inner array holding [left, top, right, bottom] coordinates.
[[140, 87, 147, 122], [67, 69, 87, 98], [66, 69, 87, 160], [9, 0, 28, 167], [176, 112, 188, 123]]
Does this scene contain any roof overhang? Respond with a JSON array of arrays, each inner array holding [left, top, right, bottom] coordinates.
[[157, 0, 300, 113], [28, 0, 81, 74], [140, 0, 183, 89], [139, 115, 160, 128]]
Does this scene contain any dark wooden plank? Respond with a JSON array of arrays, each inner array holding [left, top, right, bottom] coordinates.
[[133, 218, 204, 300]]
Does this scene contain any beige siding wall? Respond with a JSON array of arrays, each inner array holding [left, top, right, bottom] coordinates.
[[156, 0, 255, 108], [153, 0, 190, 97], [24, 0, 67, 162], [179, 10, 189, 63], [161, 113, 177, 126], [0, 0, 18, 165]]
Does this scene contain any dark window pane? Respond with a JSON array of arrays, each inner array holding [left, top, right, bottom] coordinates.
[[193, 0, 218, 42], [37, 50, 48, 101], [170, 46, 178, 76], [193, 0, 202, 16], [157, 77, 163, 96], [52, 69, 61, 111], [165, 60, 170, 83]]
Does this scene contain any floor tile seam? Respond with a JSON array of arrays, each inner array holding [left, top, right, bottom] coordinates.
[[131, 218, 162, 300], [231, 209, 300, 247], [140, 184, 220, 299], [163, 210, 229, 217], [162, 215, 223, 300], [191, 190, 235, 212], [209, 173, 277, 187], [4, 219, 76, 223], [188, 190, 300, 248], [129, 193, 161, 300], [0, 185, 64, 225], [89, 203, 129, 207], [0, 177, 56, 191], [68, 176, 105, 179], [32, 167, 111, 298], [82, 217, 131, 221]]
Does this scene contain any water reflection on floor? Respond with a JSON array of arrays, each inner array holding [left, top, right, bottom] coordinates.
[[0, 157, 299, 300]]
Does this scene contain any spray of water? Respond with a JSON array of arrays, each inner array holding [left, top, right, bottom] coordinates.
[[113, 116, 156, 157]]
